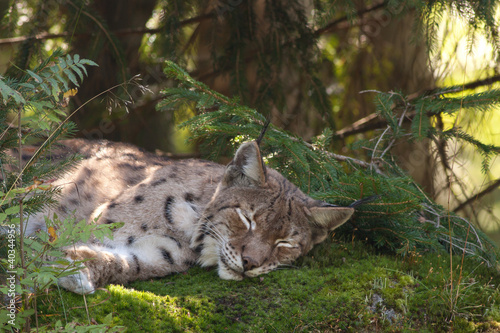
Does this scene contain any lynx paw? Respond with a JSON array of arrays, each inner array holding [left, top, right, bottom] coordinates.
[[58, 269, 94, 295]]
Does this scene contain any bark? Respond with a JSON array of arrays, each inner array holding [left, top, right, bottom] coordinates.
[[67, 0, 168, 151]]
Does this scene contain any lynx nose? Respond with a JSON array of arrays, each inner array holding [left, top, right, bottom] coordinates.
[[242, 256, 259, 271]]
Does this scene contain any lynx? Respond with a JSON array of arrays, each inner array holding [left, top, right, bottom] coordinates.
[[27, 139, 361, 294]]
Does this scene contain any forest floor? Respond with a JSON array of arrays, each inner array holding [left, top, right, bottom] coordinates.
[[24, 239, 500, 332]]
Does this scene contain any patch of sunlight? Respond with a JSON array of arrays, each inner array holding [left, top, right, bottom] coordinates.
[[172, 105, 196, 153], [145, 8, 162, 30], [173, 126, 194, 153], [429, 5, 500, 241], [108, 284, 213, 327], [0, 46, 16, 73], [440, 105, 500, 147], [432, 9, 499, 84]]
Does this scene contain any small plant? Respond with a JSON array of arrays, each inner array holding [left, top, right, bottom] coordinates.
[[0, 49, 121, 332]]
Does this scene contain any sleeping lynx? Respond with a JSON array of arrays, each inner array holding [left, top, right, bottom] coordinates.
[[28, 139, 359, 294]]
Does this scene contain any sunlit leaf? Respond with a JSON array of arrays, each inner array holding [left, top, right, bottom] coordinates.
[[48, 226, 58, 242]]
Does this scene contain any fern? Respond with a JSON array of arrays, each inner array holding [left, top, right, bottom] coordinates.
[[0, 50, 106, 332]]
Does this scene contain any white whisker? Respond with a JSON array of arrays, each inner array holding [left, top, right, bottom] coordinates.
[[201, 218, 228, 245]]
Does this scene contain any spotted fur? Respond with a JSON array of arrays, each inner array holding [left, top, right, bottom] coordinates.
[[28, 139, 356, 294]]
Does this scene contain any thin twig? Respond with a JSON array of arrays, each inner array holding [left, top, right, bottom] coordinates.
[[438, 238, 489, 265], [367, 92, 410, 165], [453, 178, 500, 213], [450, 215, 483, 253], [0, 13, 214, 45], [422, 203, 484, 249], [313, 2, 388, 37], [334, 113, 386, 139], [371, 126, 390, 168], [17, 106, 30, 332]]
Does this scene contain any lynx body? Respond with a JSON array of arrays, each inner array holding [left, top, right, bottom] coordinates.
[[28, 139, 355, 294]]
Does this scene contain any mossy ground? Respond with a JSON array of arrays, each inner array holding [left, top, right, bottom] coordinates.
[[8, 240, 500, 332]]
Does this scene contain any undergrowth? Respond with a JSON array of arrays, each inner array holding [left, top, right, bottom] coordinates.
[[1, 55, 499, 332], [31, 240, 500, 332]]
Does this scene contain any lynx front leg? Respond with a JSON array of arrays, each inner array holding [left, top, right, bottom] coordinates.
[[59, 241, 197, 294], [58, 245, 131, 294]]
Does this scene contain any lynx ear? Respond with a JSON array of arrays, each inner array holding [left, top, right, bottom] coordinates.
[[222, 141, 267, 188], [306, 205, 354, 245], [307, 205, 354, 231]]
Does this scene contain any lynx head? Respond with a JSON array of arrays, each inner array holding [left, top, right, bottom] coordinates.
[[192, 141, 355, 280]]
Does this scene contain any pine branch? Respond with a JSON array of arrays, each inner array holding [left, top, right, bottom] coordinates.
[[453, 178, 500, 213], [284, 131, 384, 174], [433, 75, 500, 95], [335, 75, 500, 139]]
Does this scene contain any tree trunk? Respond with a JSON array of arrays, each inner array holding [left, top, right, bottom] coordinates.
[[341, 8, 436, 196], [67, 0, 170, 151]]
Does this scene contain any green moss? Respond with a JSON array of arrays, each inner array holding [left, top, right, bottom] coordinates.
[[32, 240, 500, 332]]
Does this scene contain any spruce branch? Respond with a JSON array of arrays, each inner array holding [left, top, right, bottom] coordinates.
[[162, 62, 380, 175], [336, 76, 500, 139], [1, 0, 225, 49], [432, 74, 500, 95], [284, 132, 383, 174], [0, 13, 215, 46]]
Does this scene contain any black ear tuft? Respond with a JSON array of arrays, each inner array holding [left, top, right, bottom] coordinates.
[[256, 118, 271, 147], [348, 195, 379, 208]]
